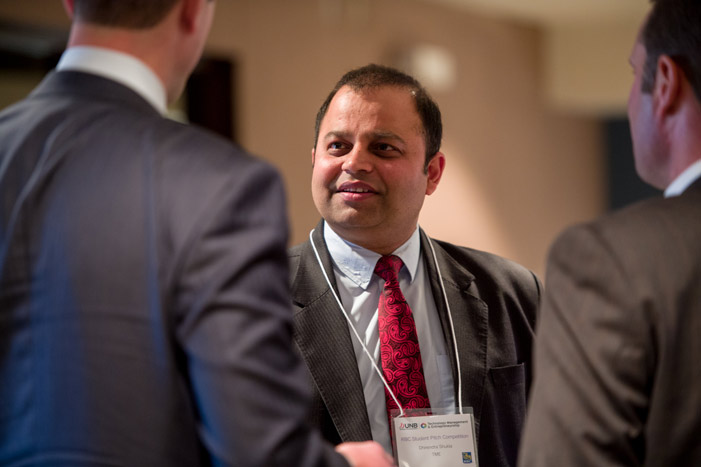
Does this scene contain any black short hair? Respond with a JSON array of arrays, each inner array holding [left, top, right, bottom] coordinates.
[[642, 0, 701, 102], [314, 64, 442, 170], [73, 0, 180, 29]]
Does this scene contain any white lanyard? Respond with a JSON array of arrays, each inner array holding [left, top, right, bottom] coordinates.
[[308, 228, 464, 416]]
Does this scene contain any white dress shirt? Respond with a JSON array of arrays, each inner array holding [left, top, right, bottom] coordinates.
[[324, 222, 456, 454], [665, 159, 701, 197], [56, 46, 167, 115]]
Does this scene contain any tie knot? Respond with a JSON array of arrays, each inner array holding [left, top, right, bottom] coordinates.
[[374, 255, 403, 283]]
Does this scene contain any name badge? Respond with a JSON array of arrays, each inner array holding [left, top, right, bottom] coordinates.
[[391, 409, 478, 467]]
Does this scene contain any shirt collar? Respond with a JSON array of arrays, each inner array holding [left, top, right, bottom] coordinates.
[[56, 46, 167, 115], [665, 159, 701, 197], [324, 221, 421, 290]]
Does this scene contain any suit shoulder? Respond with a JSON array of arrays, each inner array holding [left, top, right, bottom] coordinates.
[[555, 192, 699, 254], [152, 119, 284, 197], [431, 238, 540, 330], [433, 238, 538, 287], [154, 119, 262, 165]]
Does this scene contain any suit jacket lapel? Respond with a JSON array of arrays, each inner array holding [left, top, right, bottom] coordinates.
[[420, 230, 488, 434], [291, 222, 373, 441]]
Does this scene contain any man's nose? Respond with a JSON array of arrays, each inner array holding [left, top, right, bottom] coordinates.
[[342, 146, 373, 174]]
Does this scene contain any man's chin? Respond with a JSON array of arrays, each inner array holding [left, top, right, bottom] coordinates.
[[324, 215, 381, 236]]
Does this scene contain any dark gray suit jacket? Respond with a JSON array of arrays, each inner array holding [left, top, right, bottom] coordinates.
[[519, 180, 701, 466], [290, 221, 541, 467], [0, 71, 346, 467]]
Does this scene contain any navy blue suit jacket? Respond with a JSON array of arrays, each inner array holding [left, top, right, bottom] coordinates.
[[0, 71, 346, 467]]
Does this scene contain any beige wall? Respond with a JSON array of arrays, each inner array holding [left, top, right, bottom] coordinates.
[[0, 0, 605, 276], [544, 20, 642, 116]]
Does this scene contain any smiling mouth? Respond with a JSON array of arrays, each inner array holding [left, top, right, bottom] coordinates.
[[335, 185, 378, 202], [336, 180, 378, 195], [339, 187, 374, 194]]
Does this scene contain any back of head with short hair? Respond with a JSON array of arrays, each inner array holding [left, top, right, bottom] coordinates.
[[642, 0, 701, 102], [314, 64, 442, 169], [72, 0, 180, 29]]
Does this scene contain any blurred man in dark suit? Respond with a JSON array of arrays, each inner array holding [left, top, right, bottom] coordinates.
[[0, 1, 391, 465], [520, 0, 701, 465]]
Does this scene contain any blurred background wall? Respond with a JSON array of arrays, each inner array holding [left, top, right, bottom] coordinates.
[[0, 0, 655, 277]]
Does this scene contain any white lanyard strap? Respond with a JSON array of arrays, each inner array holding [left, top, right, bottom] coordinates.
[[309, 229, 405, 417]]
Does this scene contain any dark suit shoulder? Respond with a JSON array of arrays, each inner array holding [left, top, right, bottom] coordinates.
[[149, 117, 265, 169], [577, 183, 699, 236], [143, 117, 284, 214], [26, 71, 277, 183], [552, 189, 701, 296], [556, 188, 700, 256], [431, 238, 541, 297], [427, 237, 541, 338]]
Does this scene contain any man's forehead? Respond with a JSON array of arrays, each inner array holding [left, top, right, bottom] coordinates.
[[326, 85, 420, 122], [335, 84, 416, 104]]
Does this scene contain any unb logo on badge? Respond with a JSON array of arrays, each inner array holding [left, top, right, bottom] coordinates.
[[462, 452, 473, 464]]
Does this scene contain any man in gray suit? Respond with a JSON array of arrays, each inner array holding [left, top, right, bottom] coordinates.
[[0, 1, 392, 466], [290, 64, 541, 466], [519, 0, 701, 465]]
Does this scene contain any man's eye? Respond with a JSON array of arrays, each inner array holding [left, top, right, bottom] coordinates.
[[328, 142, 350, 154], [374, 143, 398, 154]]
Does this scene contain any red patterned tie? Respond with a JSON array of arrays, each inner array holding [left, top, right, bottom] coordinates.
[[375, 255, 431, 427]]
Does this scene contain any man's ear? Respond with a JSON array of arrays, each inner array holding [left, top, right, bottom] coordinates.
[[179, 0, 204, 33], [63, 0, 75, 19], [311, 147, 316, 167], [653, 55, 683, 119], [425, 152, 445, 196]]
